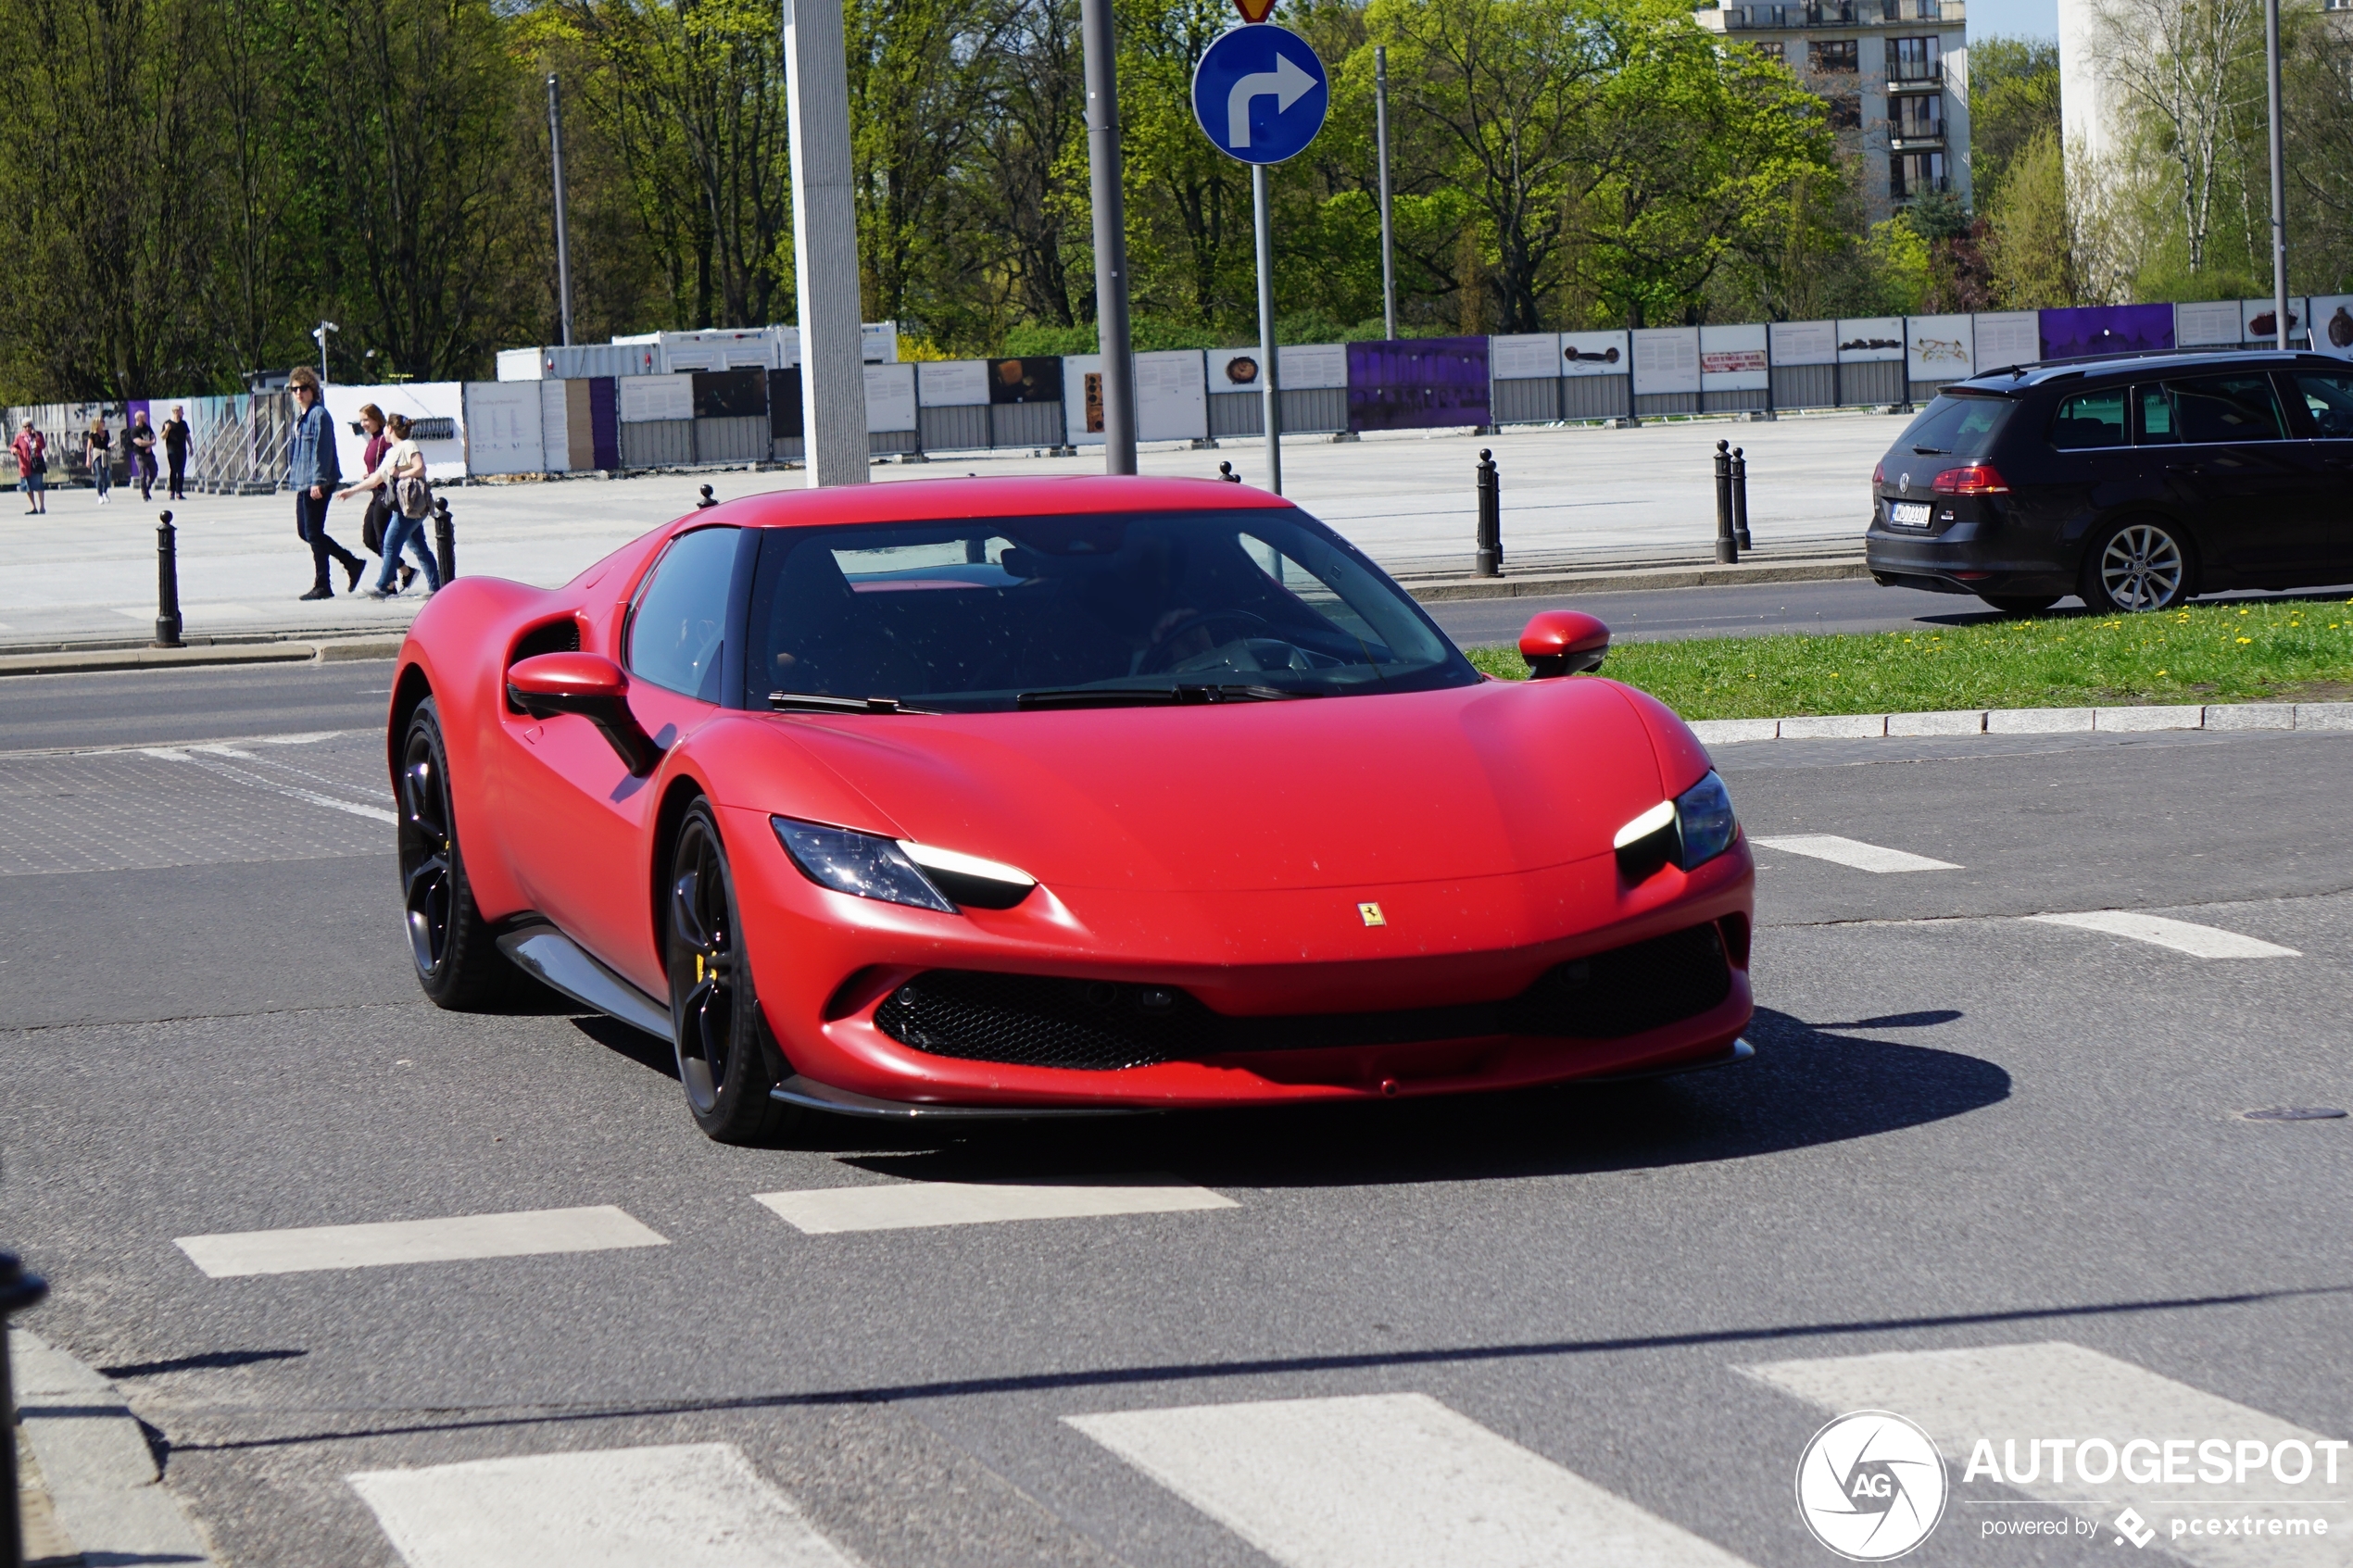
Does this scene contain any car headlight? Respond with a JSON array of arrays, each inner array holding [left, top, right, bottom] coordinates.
[[1613, 771, 1739, 879], [770, 817, 1036, 913]]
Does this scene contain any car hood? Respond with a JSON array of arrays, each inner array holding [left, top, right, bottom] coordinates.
[[747, 680, 1677, 895]]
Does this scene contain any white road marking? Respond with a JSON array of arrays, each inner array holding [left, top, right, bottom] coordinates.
[[2026, 909, 2300, 958], [138, 741, 397, 822], [349, 1442, 857, 1568], [1749, 834, 1960, 873], [176, 1205, 668, 1277], [1745, 1342, 2352, 1567], [755, 1175, 1236, 1235], [1066, 1392, 1754, 1568]]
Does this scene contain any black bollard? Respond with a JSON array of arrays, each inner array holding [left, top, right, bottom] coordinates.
[[1713, 440, 1738, 564], [1218, 461, 1242, 483], [433, 496, 457, 584], [153, 510, 183, 648], [697, 483, 717, 508], [1475, 448, 1501, 578], [3, 1250, 52, 1568], [1730, 445, 1753, 551]]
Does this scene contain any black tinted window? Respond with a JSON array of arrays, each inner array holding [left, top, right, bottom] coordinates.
[[627, 527, 738, 700], [2050, 390, 2128, 449], [2159, 375, 2287, 443], [746, 510, 1475, 712], [1894, 394, 2011, 459], [2293, 371, 2353, 438]]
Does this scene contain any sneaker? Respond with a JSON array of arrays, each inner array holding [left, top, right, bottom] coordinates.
[[344, 558, 364, 593], [298, 586, 333, 601], [363, 586, 391, 600], [397, 565, 416, 590]]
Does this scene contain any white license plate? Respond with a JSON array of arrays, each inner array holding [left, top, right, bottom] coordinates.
[[1889, 501, 1932, 527]]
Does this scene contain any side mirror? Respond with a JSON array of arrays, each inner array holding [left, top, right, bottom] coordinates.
[[1519, 609, 1610, 679], [507, 652, 663, 776]]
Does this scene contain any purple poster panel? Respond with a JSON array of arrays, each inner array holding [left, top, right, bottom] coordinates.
[[1346, 338, 1491, 433], [2038, 305, 2174, 360]]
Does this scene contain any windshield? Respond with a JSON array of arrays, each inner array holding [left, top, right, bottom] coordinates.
[[1891, 393, 2013, 461], [744, 508, 1478, 712]]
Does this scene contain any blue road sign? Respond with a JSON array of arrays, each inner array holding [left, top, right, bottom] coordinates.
[[1191, 25, 1328, 167]]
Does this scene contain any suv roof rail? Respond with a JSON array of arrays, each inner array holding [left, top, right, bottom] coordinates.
[[1970, 346, 2346, 383]]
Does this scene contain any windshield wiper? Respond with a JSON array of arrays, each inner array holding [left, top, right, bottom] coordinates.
[[1912, 445, 1949, 455], [1016, 684, 1321, 710], [768, 691, 934, 715]]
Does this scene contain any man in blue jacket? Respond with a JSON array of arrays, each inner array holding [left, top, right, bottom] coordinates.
[[287, 366, 362, 600]]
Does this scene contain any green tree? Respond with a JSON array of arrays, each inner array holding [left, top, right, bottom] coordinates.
[[1966, 34, 2058, 215], [1985, 125, 2074, 307]]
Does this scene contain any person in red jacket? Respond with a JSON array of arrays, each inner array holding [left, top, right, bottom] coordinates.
[[12, 420, 47, 515]]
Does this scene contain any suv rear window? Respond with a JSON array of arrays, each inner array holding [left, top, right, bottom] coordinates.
[[2051, 390, 2127, 449], [1894, 394, 2011, 459]]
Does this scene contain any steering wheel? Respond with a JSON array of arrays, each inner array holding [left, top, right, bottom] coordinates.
[[1138, 608, 1272, 673]]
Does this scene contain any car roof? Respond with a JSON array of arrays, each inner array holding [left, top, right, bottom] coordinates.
[[1957, 348, 2346, 393], [692, 473, 1295, 531]]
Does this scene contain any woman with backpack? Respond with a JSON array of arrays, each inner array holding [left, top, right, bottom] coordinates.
[[13, 420, 47, 514], [336, 412, 439, 598]]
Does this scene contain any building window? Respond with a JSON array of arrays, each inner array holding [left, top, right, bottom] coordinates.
[[1890, 150, 1947, 199], [1806, 1, 1859, 22], [1886, 36, 1941, 82], [1827, 94, 1863, 129], [1890, 93, 1943, 139], [1809, 38, 1860, 73], [1748, 39, 1786, 66]]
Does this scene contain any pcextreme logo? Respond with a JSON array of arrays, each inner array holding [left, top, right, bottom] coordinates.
[[1795, 1411, 1950, 1561]]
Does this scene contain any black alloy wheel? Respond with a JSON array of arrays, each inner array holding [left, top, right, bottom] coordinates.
[[2083, 520, 2193, 612], [666, 802, 795, 1144], [397, 698, 508, 1007]]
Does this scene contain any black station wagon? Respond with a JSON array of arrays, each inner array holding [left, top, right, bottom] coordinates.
[[1865, 350, 2353, 614]]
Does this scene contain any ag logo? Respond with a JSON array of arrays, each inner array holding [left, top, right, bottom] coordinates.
[[1794, 1410, 1947, 1561]]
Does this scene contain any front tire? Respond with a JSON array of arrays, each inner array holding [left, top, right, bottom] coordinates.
[[397, 697, 511, 1008], [667, 802, 798, 1145], [2081, 519, 2195, 612]]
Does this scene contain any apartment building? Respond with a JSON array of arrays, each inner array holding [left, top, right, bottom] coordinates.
[[1695, 0, 1973, 221]]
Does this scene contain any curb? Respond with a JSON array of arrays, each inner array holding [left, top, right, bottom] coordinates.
[[0, 633, 406, 678], [10, 1327, 218, 1565], [1400, 557, 1869, 604], [1692, 701, 2347, 746]]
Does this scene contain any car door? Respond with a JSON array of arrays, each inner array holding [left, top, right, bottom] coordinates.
[[2139, 372, 2311, 586], [2284, 368, 2353, 582], [500, 524, 744, 991]]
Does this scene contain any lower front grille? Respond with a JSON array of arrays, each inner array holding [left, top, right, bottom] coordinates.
[[873, 922, 1733, 1073]]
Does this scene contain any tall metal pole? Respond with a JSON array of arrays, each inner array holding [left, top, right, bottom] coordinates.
[[783, 0, 871, 486], [1375, 45, 1396, 342], [547, 74, 574, 348], [1079, 0, 1136, 473], [2263, 0, 2288, 349], [1252, 163, 1282, 496]]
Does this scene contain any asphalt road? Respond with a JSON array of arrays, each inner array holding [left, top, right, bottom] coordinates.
[[4, 669, 2351, 1567]]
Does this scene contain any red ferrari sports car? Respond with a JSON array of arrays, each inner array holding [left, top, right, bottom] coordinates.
[[388, 475, 1754, 1143]]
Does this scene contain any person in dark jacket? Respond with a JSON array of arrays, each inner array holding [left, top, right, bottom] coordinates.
[[129, 412, 158, 501], [286, 367, 361, 599], [160, 405, 190, 498]]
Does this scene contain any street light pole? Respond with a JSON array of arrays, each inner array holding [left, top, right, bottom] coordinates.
[[547, 74, 575, 348], [1252, 163, 1282, 496], [313, 320, 337, 384], [2263, 0, 2288, 349], [1375, 45, 1396, 342], [1079, 0, 1136, 473]]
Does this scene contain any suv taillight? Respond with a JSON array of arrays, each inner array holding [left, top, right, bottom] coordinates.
[[1933, 464, 2009, 495], [1872, 461, 1884, 487]]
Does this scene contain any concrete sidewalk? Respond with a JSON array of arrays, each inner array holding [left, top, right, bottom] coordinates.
[[11, 1327, 218, 1565], [0, 414, 1891, 651]]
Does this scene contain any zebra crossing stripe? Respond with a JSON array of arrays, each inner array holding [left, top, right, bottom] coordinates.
[[348, 1442, 857, 1568], [2025, 910, 2300, 959], [1748, 834, 1959, 873], [1745, 1341, 2351, 1566], [1066, 1392, 1755, 1568], [754, 1175, 1236, 1235], [175, 1205, 668, 1277]]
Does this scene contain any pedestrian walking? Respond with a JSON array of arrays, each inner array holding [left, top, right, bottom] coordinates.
[[285, 366, 361, 600], [84, 416, 112, 504], [353, 404, 416, 592], [160, 404, 190, 498], [129, 411, 158, 501], [337, 412, 439, 599], [12, 419, 47, 514]]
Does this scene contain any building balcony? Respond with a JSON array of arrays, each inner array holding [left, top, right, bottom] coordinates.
[[1885, 71, 1947, 90], [1705, 0, 1961, 28], [1888, 132, 1946, 151]]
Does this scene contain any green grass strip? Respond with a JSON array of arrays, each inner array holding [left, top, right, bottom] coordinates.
[[1465, 597, 2353, 720]]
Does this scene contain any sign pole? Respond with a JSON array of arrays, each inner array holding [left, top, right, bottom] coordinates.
[[547, 74, 574, 348], [1081, 0, 1137, 472], [2263, 0, 2287, 349], [783, 0, 872, 486], [1375, 45, 1396, 342], [1252, 163, 1282, 496]]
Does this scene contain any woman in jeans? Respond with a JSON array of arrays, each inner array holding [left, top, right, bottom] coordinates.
[[335, 413, 440, 597], [84, 417, 112, 504]]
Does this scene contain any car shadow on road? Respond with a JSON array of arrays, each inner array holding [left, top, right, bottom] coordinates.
[[838, 1006, 2008, 1187]]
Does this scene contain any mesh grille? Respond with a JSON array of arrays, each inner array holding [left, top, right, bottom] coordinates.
[[874, 922, 1733, 1073]]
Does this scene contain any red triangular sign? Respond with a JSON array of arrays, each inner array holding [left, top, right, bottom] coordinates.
[[1233, 0, 1276, 23]]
